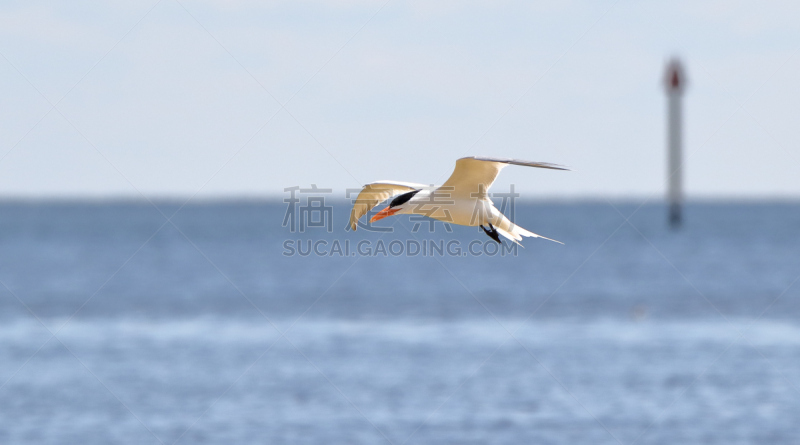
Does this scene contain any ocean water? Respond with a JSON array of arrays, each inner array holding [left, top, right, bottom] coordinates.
[[0, 201, 799, 444]]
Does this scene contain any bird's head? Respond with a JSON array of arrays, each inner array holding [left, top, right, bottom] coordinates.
[[370, 189, 420, 223]]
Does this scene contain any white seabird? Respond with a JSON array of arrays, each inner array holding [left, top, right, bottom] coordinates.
[[349, 156, 568, 245]]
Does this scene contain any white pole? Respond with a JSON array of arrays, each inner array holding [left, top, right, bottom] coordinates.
[[665, 59, 685, 228]]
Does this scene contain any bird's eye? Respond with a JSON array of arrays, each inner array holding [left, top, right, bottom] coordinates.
[[390, 189, 421, 207]]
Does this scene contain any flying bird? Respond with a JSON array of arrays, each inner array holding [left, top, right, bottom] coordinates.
[[349, 156, 568, 245]]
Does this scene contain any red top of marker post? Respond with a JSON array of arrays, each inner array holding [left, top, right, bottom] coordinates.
[[664, 59, 686, 94]]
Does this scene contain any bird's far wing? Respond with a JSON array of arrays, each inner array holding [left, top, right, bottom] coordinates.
[[441, 156, 569, 199], [470, 156, 570, 171], [349, 181, 427, 230]]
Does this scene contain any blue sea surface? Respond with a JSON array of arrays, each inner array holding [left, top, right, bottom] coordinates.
[[0, 201, 799, 444]]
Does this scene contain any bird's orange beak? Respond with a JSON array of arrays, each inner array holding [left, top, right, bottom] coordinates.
[[370, 206, 400, 223]]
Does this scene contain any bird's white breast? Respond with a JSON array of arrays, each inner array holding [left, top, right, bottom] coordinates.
[[401, 188, 494, 227]]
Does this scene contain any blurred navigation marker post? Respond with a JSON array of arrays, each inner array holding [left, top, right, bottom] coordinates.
[[664, 58, 686, 229]]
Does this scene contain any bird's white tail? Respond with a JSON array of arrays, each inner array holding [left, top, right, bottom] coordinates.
[[495, 222, 562, 246], [485, 203, 562, 246]]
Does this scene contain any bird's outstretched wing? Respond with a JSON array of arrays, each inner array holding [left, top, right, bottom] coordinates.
[[441, 156, 569, 199], [348, 181, 428, 230]]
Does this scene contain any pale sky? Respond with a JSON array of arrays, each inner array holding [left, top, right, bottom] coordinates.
[[0, 0, 798, 199]]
